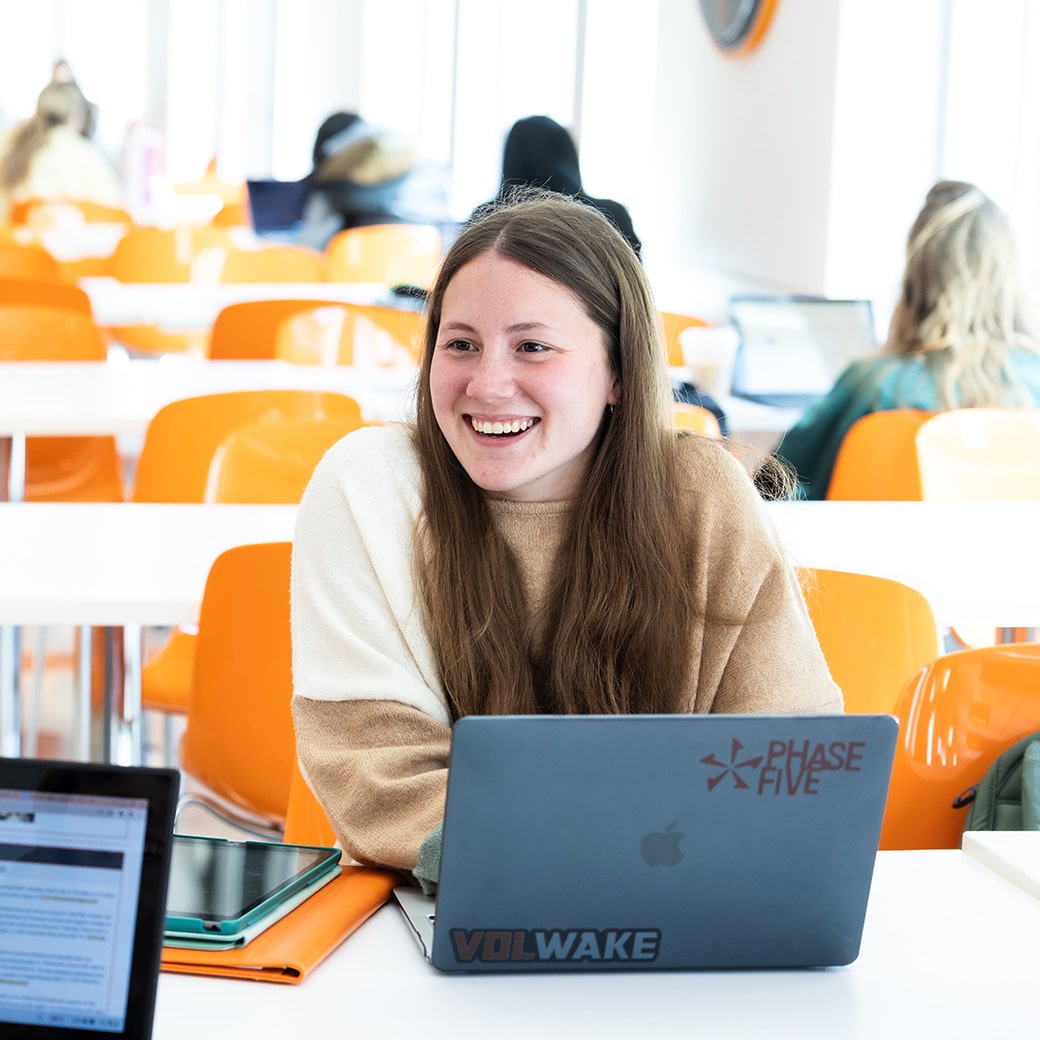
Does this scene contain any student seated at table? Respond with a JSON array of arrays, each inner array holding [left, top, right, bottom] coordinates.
[[770, 179, 1040, 499], [290, 189, 842, 894], [0, 81, 122, 224]]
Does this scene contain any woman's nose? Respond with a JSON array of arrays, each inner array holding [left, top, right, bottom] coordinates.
[[466, 350, 514, 400]]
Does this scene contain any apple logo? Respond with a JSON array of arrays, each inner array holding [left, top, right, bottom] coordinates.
[[639, 822, 685, 867]]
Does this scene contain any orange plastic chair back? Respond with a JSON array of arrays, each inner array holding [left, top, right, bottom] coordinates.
[[275, 302, 424, 367], [325, 223, 442, 288], [880, 643, 1040, 849], [207, 298, 341, 359], [659, 310, 709, 367], [283, 760, 338, 847], [797, 568, 942, 714], [916, 407, 1040, 500], [0, 242, 60, 281], [132, 389, 363, 503], [0, 278, 92, 314], [672, 402, 722, 437], [108, 227, 327, 354], [0, 304, 123, 501], [207, 416, 364, 503], [138, 390, 361, 722], [220, 244, 327, 282], [179, 541, 296, 825], [826, 409, 934, 500], [8, 197, 133, 226]]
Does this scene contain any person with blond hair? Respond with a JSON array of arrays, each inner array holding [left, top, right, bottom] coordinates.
[[0, 80, 121, 223], [772, 179, 1040, 499], [290, 189, 841, 894]]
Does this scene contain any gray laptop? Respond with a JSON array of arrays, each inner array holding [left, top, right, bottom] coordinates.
[[729, 294, 878, 408], [395, 713, 897, 972], [0, 756, 178, 1039]]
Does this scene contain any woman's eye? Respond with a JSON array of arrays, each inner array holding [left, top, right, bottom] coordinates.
[[441, 339, 475, 352], [519, 341, 548, 353]]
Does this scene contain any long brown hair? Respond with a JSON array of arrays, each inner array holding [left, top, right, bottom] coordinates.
[[886, 179, 1039, 407], [1, 82, 87, 192], [413, 189, 702, 720]]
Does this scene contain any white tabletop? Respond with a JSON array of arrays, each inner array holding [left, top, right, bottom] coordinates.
[[0, 358, 416, 438], [766, 499, 1040, 627], [961, 830, 1040, 900], [81, 277, 398, 332], [0, 503, 297, 626], [0, 499, 1034, 631], [150, 850, 1040, 1038]]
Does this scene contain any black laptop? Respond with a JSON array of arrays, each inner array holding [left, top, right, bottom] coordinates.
[[245, 178, 311, 239], [0, 757, 178, 1039]]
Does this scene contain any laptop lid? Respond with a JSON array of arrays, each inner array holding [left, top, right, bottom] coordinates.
[[245, 178, 310, 238], [729, 295, 877, 408], [426, 713, 896, 972], [0, 757, 178, 1039]]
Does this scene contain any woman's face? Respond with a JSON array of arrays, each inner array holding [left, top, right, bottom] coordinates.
[[430, 251, 618, 502]]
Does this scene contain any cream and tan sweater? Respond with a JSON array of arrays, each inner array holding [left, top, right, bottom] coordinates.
[[291, 425, 842, 871]]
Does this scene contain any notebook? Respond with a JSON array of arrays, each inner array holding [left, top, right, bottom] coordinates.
[[961, 831, 1040, 901], [245, 178, 311, 239], [729, 294, 878, 408], [395, 713, 897, 972], [0, 756, 179, 1038], [163, 835, 341, 946]]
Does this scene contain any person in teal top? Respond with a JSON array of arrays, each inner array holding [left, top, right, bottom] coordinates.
[[771, 180, 1040, 499]]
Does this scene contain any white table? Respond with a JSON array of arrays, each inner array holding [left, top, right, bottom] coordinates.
[[0, 503, 297, 761], [151, 850, 1040, 1038], [766, 500, 1040, 628], [0, 357, 417, 500], [4, 499, 1038, 761], [962, 830, 1040, 899], [81, 278, 399, 332]]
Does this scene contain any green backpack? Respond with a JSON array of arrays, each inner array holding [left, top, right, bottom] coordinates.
[[958, 731, 1040, 832]]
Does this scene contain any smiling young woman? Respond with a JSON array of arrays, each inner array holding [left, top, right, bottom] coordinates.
[[290, 188, 841, 894]]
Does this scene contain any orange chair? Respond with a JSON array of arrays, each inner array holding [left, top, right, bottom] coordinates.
[[0, 305, 124, 501], [135, 390, 363, 743], [0, 242, 60, 282], [206, 416, 364, 503], [826, 409, 934, 500], [659, 310, 709, 367], [797, 568, 942, 714], [283, 760, 338, 847], [672, 402, 722, 437], [325, 223, 442, 288], [7, 197, 134, 227], [220, 244, 327, 282], [880, 643, 1040, 850], [107, 227, 326, 355], [176, 541, 297, 834], [207, 298, 342, 359], [131, 389, 363, 503], [0, 279, 92, 314], [275, 302, 424, 367]]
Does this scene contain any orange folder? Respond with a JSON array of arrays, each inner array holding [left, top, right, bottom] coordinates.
[[161, 865, 401, 983]]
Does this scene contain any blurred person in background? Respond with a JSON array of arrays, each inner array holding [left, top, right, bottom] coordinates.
[[0, 80, 121, 223]]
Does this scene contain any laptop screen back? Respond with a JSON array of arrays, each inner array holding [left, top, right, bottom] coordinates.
[[245, 179, 310, 237], [0, 758, 178, 1039], [729, 295, 877, 406], [430, 713, 896, 972]]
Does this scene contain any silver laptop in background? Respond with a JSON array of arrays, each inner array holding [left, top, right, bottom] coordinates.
[[729, 295, 878, 408], [395, 713, 897, 973]]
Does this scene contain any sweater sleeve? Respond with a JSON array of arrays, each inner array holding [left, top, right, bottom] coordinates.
[[681, 437, 844, 715], [291, 696, 448, 871]]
